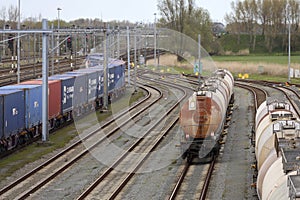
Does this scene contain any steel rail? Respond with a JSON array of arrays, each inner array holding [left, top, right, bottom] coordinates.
[[0, 84, 159, 197], [76, 79, 187, 200]]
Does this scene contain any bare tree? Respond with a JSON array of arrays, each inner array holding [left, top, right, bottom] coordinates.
[[226, 0, 300, 53], [225, 1, 244, 44], [157, 0, 214, 54], [0, 6, 6, 22], [158, 0, 195, 32], [7, 5, 17, 22]]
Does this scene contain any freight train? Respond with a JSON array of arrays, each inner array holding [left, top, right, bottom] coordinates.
[[255, 97, 300, 200], [0, 57, 126, 152], [179, 69, 234, 163]]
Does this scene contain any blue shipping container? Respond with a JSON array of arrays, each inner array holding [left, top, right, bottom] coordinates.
[[0, 89, 25, 138], [93, 66, 104, 97], [49, 75, 75, 113], [0, 84, 42, 129], [64, 72, 88, 107], [114, 64, 125, 90], [88, 67, 104, 98], [108, 64, 115, 91]]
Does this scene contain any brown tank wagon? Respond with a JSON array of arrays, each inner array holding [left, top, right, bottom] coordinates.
[[180, 69, 234, 163]]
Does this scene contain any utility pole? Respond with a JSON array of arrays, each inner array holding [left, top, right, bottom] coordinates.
[[134, 28, 137, 92], [127, 26, 130, 86], [57, 8, 62, 57], [0, 22, 52, 142], [17, 0, 20, 83], [287, 4, 291, 82], [51, 23, 54, 75], [117, 27, 120, 59], [103, 27, 108, 110], [198, 34, 201, 85], [154, 13, 157, 68], [42, 19, 49, 142]]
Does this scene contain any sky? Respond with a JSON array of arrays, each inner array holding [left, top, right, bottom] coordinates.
[[1, 0, 232, 23]]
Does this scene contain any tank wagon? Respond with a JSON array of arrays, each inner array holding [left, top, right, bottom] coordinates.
[[0, 57, 126, 152], [179, 69, 234, 163], [255, 98, 300, 200]]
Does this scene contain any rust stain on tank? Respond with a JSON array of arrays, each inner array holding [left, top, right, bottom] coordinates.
[[180, 96, 222, 139]]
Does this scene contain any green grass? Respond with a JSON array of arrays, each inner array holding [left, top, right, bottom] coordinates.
[[212, 55, 300, 65], [238, 74, 300, 84], [147, 60, 300, 84], [0, 125, 77, 180], [152, 63, 300, 84], [235, 73, 300, 84], [145, 65, 197, 76]]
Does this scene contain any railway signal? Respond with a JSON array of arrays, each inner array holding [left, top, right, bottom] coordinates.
[[8, 34, 14, 55], [67, 36, 72, 53], [85, 33, 88, 43]]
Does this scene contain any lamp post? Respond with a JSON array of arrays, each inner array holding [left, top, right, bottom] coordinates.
[[57, 7, 62, 56]]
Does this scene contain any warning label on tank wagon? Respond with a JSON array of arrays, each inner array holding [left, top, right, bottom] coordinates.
[[189, 95, 196, 110]]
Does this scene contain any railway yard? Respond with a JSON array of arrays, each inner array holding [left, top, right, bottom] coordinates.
[[0, 55, 299, 199], [0, 22, 299, 200]]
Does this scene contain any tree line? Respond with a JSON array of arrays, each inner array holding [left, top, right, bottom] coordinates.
[[157, 0, 215, 53], [225, 0, 300, 53], [2, 1, 299, 55]]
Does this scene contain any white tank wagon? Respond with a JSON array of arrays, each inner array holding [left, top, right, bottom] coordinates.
[[255, 98, 297, 169], [255, 97, 300, 200]]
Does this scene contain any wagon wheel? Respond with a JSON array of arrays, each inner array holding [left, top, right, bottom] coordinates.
[[187, 154, 193, 164]]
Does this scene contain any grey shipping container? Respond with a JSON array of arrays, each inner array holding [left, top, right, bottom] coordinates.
[[64, 72, 88, 107], [75, 69, 99, 102]]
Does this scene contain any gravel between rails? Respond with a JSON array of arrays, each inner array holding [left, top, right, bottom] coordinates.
[[24, 83, 184, 199], [207, 87, 258, 200]]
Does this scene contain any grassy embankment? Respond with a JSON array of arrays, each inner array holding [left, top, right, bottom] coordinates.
[[213, 55, 300, 83], [148, 54, 300, 84]]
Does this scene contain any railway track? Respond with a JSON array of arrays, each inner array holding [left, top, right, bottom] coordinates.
[[0, 84, 161, 199], [159, 75, 300, 199], [0, 55, 85, 86], [156, 74, 269, 199], [234, 81, 268, 111], [6, 68, 299, 199], [0, 77, 189, 199], [168, 155, 216, 200], [75, 79, 187, 199], [139, 71, 221, 200], [273, 85, 300, 117], [237, 79, 300, 117], [0, 55, 94, 159], [235, 79, 300, 200]]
